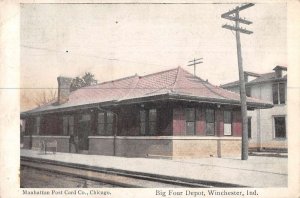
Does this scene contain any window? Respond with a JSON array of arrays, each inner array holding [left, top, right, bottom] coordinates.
[[140, 110, 146, 135], [274, 117, 286, 138], [149, 109, 157, 135], [224, 111, 232, 136], [185, 108, 196, 135], [246, 87, 251, 97], [279, 83, 285, 104], [63, 116, 68, 135], [98, 112, 105, 135], [206, 109, 215, 135], [97, 112, 114, 136], [34, 117, 41, 135], [80, 114, 91, 122], [140, 109, 157, 135], [248, 117, 252, 138], [272, 83, 285, 104], [62, 115, 74, 135], [106, 112, 114, 135]]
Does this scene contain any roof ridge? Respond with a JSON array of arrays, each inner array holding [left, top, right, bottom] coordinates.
[[260, 71, 275, 75], [79, 74, 138, 89], [170, 67, 226, 99], [191, 74, 228, 100], [171, 66, 181, 92], [116, 75, 140, 101], [139, 66, 179, 79], [69, 74, 139, 97], [220, 80, 240, 87], [77, 67, 181, 90]]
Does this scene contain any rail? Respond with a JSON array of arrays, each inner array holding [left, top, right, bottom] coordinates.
[[21, 156, 244, 188]]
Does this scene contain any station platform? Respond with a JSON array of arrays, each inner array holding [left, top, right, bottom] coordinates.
[[20, 149, 287, 188]]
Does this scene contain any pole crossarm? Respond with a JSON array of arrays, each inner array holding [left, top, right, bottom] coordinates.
[[222, 24, 253, 34], [221, 15, 252, 25], [221, 3, 255, 17], [187, 58, 203, 76], [188, 58, 203, 62], [187, 61, 203, 66]]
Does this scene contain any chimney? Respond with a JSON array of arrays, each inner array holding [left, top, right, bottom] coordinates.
[[57, 76, 73, 104], [273, 65, 287, 78], [275, 69, 282, 78]]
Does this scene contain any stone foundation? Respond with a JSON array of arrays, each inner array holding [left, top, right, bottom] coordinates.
[[249, 138, 288, 151], [89, 136, 173, 158], [88, 136, 241, 158], [23, 136, 241, 158], [172, 137, 241, 158], [23, 136, 70, 152]]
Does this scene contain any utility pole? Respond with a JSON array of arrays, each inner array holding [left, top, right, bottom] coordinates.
[[187, 58, 203, 76], [221, 3, 254, 160]]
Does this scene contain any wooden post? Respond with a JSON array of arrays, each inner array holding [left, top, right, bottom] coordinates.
[[235, 11, 248, 160], [221, 3, 254, 160], [187, 58, 203, 76]]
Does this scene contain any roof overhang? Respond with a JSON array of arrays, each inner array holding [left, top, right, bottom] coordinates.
[[21, 93, 273, 118], [167, 93, 273, 109], [120, 94, 273, 109], [246, 77, 287, 86], [20, 100, 118, 118]]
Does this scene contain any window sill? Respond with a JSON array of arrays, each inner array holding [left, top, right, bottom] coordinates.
[[23, 135, 70, 138], [273, 138, 287, 141], [88, 136, 242, 140], [273, 104, 286, 106]]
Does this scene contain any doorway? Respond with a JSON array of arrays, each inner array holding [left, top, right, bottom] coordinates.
[[77, 114, 91, 152]]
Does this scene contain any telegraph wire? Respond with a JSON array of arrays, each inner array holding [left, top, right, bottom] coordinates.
[[21, 44, 174, 68]]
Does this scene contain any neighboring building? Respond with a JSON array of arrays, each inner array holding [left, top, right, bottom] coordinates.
[[21, 67, 272, 158], [221, 65, 287, 152]]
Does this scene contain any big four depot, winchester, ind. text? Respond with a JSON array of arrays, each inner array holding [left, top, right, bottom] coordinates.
[[156, 189, 258, 197]]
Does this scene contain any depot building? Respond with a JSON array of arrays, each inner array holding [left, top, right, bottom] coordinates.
[[21, 67, 272, 158]]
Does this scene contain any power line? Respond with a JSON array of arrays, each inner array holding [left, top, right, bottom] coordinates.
[[20, 44, 173, 68]]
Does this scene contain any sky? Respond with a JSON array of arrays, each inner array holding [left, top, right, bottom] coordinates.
[[20, 3, 287, 111]]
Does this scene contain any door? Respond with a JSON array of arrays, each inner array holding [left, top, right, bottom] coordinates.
[[78, 119, 90, 151]]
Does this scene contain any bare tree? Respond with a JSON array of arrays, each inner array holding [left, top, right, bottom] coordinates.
[[34, 89, 57, 107]]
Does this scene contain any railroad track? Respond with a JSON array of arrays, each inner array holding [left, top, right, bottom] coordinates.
[[21, 156, 243, 188]]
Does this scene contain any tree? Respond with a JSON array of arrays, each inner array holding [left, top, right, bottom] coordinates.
[[70, 72, 98, 92], [34, 89, 57, 107]]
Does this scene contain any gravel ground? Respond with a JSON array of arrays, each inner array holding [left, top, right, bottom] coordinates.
[[20, 166, 117, 188]]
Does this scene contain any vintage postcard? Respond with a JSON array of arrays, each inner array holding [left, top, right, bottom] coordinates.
[[0, 0, 299, 198]]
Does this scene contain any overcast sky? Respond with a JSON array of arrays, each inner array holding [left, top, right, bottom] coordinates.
[[20, 3, 287, 110]]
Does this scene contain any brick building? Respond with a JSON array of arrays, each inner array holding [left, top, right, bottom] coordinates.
[[21, 67, 272, 158], [221, 65, 287, 152]]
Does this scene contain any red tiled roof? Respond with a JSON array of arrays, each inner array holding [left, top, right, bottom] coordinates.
[[23, 67, 273, 115], [220, 80, 240, 88]]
